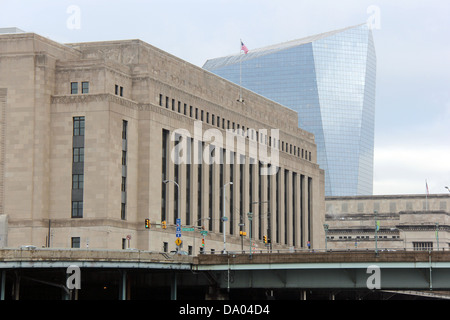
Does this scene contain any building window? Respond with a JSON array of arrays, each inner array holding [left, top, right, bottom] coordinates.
[[122, 120, 128, 140], [72, 201, 83, 218], [120, 86, 123, 97], [73, 117, 85, 136], [121, 203, 126, 220], [71, 237, 81, 248], [122, 150, 127, 166], [81, 81, 89, 94], [413, 242, 433, 251], [71, 82, 78, 94], [73, 147, 84, 163], [72, 174, 84, 189], [161, 129, 169, 221], [121, 177, 126, 192]]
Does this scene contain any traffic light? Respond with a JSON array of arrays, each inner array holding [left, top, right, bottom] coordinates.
[[240, 231, 247, 236], [162, 220, 167, 229], [201, 238, 205, 247], [145, 219, 150, 228], [263, 235, 267, 244]]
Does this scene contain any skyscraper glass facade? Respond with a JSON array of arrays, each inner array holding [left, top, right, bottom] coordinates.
[[203, 24, 376, 196]]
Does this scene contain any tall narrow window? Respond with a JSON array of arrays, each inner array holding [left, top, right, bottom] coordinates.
[[121, 203, 126, 220], [229, 152, 234, 235], [73, 147, 84, 163], [72, 116, 85, 219], [121, 177, 126, 192], [219, 149, 224, 233], [81, 82, 89, 94], [122, 120, 128, 140], [122, 150, 127, 166], [161, 129, 169, 222], [71, 82, 78, 94], [197, 141, 203, 226], [72, 174, 84, 189], [121, 120, 128, 220], [174, 134, 180, 224], [72, 201, 83, 218], [73, 117, 85, 136]]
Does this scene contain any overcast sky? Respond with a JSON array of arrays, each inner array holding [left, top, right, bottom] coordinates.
[[1, 0, 449, 195]]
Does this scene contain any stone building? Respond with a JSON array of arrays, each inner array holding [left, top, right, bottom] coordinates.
[[325, 194, 450, 251], [0, 29, 325, 254]]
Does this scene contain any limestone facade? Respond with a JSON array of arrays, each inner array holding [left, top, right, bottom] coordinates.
[[325, 194, 450, 251], [0, 32, 325, 254]]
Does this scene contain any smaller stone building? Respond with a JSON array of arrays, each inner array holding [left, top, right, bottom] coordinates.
[[325, 194, 450, 251]]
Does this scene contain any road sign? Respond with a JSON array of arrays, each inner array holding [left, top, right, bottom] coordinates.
[[176, 218, 181, 226], [182, 227, 194, 232], [175, 238, 182, 246], [200, 230, 208, 236]]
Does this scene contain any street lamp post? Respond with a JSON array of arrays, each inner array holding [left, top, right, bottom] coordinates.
[[223, 182, 233, 254], [163, 179, 180, 251], [247, 201, 268, 257], [193, 217, 210, 255], [163, 179, 180, 221], [247, 212, 253, 257]]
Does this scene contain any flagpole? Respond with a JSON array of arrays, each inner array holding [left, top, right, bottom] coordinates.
[[239, 39, 243, 102], [426, 179, 429, 211]]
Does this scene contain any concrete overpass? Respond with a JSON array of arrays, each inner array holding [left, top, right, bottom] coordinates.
[[194, 250, 450, 293], [1, 248, 450, 300]]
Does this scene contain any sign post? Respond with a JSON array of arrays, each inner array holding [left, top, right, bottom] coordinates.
[[176, 218, 181, 251]]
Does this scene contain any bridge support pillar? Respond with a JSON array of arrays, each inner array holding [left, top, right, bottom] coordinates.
[[119, 270, 127, 300], [0, 270, 5, 300], [300, 290, 307, 300], [171, 273, 177, 300]]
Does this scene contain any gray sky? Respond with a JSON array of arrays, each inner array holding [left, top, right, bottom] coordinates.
[[1, 0, 449, 195]]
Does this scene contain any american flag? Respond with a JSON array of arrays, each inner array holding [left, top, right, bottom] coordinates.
[[241, 40, 249, 54]]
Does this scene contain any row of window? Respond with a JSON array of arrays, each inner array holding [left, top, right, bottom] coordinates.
[[71, 82, 89, 94], [70, 81, 125, 98], [158, 94, 312, 161], [70, 117, 128, 220], [162, 128, 313, 246], [334, 200, 448, 214], [71, 237, 135, 249], [330, 235, 401, 240]]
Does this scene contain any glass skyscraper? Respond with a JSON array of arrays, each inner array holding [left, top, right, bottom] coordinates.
[[203, 24, 376, 196]]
